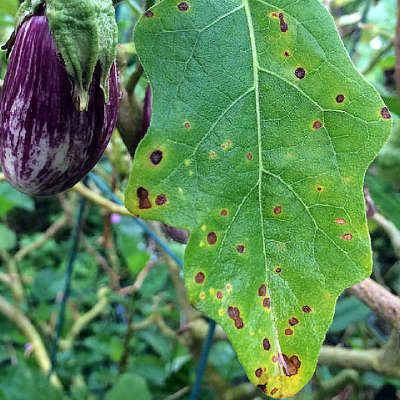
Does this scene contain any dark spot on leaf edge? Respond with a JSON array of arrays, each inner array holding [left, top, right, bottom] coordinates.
[[137, 187, 152, 209]]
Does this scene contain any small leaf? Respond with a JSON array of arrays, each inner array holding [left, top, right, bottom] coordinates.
[[32, 269, 65, 301], [0, 363, 62, 400], [105, 373, 152, 400], [0, 224, 16, 250], [125, 0, 391, 397], [0, 182, 35, 217]]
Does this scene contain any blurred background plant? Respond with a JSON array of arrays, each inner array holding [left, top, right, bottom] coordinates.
[[1, 0, 400, 399]]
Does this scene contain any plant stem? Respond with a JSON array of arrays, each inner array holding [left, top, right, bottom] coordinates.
[[0, 295, 62, 388]]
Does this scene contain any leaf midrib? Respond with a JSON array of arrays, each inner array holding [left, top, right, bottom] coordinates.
[[243, 0, 285, 379]]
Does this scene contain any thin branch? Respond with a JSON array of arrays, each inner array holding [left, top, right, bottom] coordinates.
[[0, 272, 32, 285], [313, 369, 359, 400], [362, 40, 394, 75], [319, 344, 400, 379], [348, 278, 400, 328], [373, 213, 400, 258], [0, 294, 62, 388], [165, 387, 191, 400], [60, 288, 109, 350], [161, 251, 200, 322], [0, 250, 26, 305], [118, 260, 156, 296], [131, 313, 158, 331], [72, 183, 133, 216], [15, 215, 68, 262]]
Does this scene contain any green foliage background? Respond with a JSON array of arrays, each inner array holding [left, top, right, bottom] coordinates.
[[0, 0, 400, 399]]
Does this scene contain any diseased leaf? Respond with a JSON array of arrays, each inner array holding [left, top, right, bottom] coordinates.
[[125, 0, 391, 397]]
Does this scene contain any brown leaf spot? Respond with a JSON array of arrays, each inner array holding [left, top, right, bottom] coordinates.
[[144, 10, 154, 17], [279, 354, 302, 376], [381, 107, 391, 119], [273, 206, 282, 215], [255, 368, 263, 378], [317, 186, 324, 192], [227, 306, 239, 320], [272, 355, 278, 363], [294, 67, 306, 79], [283, 50, 291, 58], [275, 267, 282, 274], [263, 298, 271, 309], [150, 150, 163, 165], [177, 2, 189, 11], [155, 194, 167, 206], [257, 384, 267, 394], [227, 306, 244, 329], [289, 317, 299, 326], [207, 232, 217, 245], [335, 218, 347, 225], [210, 151, 216, 158], [258, 284, 267, 297], [216, 290, 223, 299], [247, 152, 253, 160], [341, 233, 353, 241], [271, 388, 278, 396], [313, 120, 323, 130], [279, 13, 288, 32], [220, 209, 228, 216], [285, 328, 294, 336], [291, 355, 301, 369], [235, 319, 244, 329], [194, 272, 205, 284], [263, 338, 271, 351], [137, 187, 152, 209], [336, 94, 345, 103], [184, 121, 191, 129], [236, 245, 245, 253], [302, 305, 312, 313]]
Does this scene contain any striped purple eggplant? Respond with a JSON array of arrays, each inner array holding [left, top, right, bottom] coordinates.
[[0, 15, 120, 196]]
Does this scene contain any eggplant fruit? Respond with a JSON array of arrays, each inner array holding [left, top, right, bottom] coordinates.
[[0, 15, 120, 196]]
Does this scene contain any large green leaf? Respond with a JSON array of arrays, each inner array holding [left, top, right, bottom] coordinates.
[[125, 0, 391, 397]]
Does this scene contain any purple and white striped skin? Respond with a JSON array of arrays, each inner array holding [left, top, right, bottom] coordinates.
[[0, 15, 120, 196]]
